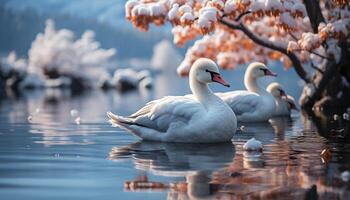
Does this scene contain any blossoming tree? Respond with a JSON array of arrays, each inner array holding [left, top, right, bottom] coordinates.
[[124, 0, 349, 110]]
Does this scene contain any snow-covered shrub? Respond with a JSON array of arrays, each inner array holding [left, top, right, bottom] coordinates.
[[110, 68, 153, 91], [0, 52, 30, 89], [28, 19, 116, 89], [0, 52, 27, 78]]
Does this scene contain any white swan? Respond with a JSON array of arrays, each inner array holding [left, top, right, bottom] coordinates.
[[218, 62, 277, 122], [107, 58, 237, 143], [267, 82, 298, 116]]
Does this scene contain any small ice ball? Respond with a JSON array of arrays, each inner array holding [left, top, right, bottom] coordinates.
[[27, 115, 33, 122], [70, 109, 79, 117], [243, 138, 263, 151], [341, 171, 350, 182], [75, 117, 81, 125]]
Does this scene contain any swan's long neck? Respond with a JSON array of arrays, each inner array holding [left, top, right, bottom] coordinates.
[[190, 77, 216, 108], [244, 74, 268, 95]]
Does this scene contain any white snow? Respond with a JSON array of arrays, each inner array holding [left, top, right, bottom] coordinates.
[[0, 52, 27, 77], [44, 77, 72, 88], [149, 2, 166, 17], [298, 32, 321, 51], [287, 41, 299, 52], [243, 138, 263, 151], [192, 36, 211, 53], [327, 39, 341, 63], [125, 0, 139, 18], [224, 0, 237, 14], [332, 19, 349, 36], [250, 0, 265, 12], [177, 57, 191, 76], [28, 19, 116, 88], [291, 3, 306, 17], [168, 4, 179, 20], [111, 68, 152, 89], [179, 4, 192, 13], [112, 68, 139, 86], [265, 0, 283, 10], [198, 7, 217, 28], [135, 5, 150, 16], [181, 12, 195, 22], [341, 171, 350, 182], [280, 12, 297, 29], [305, 83, 315, 97]]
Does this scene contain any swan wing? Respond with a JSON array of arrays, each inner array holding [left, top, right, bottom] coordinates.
[[217, 91, 260, 115], [109, 96, 205, 133]]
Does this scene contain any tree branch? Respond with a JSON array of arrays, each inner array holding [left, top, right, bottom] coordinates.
[[289, 32, 333, 61], [219, 18, 312, 83], [303, 0, 325, 33], [303, 42, 350, 108], [219, 18, 242, 30], [293, 49, 334, 61], [310, 63, 324, 74], [235, 11, 252, 21]]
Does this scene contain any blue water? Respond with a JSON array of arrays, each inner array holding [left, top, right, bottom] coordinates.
[[0, 71, 349, 199]]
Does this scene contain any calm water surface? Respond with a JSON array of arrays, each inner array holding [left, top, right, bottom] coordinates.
[[0, 72, 349, 200]]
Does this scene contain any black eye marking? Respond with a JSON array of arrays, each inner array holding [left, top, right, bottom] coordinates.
[[205, 69, 219, 79], [260, 68, 267, 73]]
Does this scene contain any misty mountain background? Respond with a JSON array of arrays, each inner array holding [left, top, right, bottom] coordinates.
[[0, 0, 174, 59], [0, 0, 303, 98]]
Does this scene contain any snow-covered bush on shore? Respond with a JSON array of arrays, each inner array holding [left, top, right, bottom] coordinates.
[[27, 19, 116, 89], [108, 69, 153, 91], [0, 52, 27, 78], [0, 52, 30, 89], [0, 19, 156, 92]]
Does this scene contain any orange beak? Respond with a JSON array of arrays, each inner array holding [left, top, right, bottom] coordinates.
[[212, 73, 230, 87]]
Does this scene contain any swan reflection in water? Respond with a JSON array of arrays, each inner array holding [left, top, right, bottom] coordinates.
[[109, 141, 235, 199], [109, 116, 350, 199]]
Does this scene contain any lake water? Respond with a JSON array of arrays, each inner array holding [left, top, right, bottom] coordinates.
[[0, 71, 349, 200]]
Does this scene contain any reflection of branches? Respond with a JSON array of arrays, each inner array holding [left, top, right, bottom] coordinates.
[[124, 176, 169, 191], [301, 109, 349, 139]]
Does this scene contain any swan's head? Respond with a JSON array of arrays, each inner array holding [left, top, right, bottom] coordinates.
[[246, 62, 277, 79], [267, 82, 287, 98], [285, 95, 299, 111], [190, 58, 230, 87]]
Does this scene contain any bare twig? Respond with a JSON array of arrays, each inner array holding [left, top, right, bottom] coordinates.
[[293, 48, 334, 61], [289, 32, 333, 61], [289, 32, 298, 41], [309, 51, 333, 61], [235, 11, 252, 21], [310, 63, 324, 74]]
